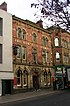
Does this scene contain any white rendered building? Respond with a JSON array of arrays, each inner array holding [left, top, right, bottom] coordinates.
[[0, 8, 13, 96]]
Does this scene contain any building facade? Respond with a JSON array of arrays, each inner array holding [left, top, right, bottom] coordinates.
[[12, 16, 54, 91], [0, 9, 13, 96], [49, 27, 70, 89]]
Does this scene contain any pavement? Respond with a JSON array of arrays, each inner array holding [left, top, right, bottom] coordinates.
[[0, 88, 62, 104]]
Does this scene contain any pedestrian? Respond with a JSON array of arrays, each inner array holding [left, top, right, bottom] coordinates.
[[52, 77, 56, 90]]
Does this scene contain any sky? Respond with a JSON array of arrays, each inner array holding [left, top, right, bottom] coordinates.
[[0, 0, 39, 22], [0, 0, 53, 28]]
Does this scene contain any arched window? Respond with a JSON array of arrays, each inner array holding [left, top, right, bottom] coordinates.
[[44, 71, 47, 81], [42, 37, 48, 46], [17, 27, 22, 38], [23, 68, 28, 86], [54, 38, 59, 46], [32, 33, 37, 43], [22, 29, 26, 40], [45, 38, 48, 46], [42, 36, 45, 46], [17, 69, 22, 86]]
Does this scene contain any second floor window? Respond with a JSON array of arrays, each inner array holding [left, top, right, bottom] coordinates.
[[42, 37, 48, 46], [17, 28, 22, 38], [32, 33, 37, 43], [54, 37, 59, 46], [22, 29, 26, 40], [17, 28, 26, 40]]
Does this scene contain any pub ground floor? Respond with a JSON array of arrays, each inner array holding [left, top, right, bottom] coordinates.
[[13, 64, 54, 92]]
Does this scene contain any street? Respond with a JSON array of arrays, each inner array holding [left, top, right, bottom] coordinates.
[[1, 89, 70, 106]]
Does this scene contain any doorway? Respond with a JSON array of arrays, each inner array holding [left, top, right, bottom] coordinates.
[[2, 80, 13, 96], [33, 72, 39, 89]]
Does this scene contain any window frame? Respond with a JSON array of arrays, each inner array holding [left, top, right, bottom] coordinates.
[[0, 17, 3, 36], [16, 45, 21, 59], [17, 69, 22, 86], [22, 46, 26, 60], [54, 37, 59, 47], [32, 33, 37, 43], [22, 29, 26, 40], [0, 44, 2, 64]]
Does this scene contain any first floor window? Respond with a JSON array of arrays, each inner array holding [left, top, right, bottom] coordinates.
[[42, 50, 46, 64], [22, 46, 26, 60], [16, 46, 21, 58], [56, 52, 60, 62]]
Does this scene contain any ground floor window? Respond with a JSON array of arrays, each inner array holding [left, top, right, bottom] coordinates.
[[23, 69, 28, 87], [17, 69, 22, 86]]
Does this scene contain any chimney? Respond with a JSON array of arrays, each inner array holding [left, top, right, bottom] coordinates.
[[36, 19, 43, 28], [0, 2, 7, 11]]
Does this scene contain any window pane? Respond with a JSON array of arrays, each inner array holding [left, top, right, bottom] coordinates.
[[32, 33, 37, 43], [55, 38, 59, 46], [22, 47, 26, 59], [17, 70, 22, 85], [17, 28, 21, 38], [0, 44, 2, 63], [22, 29, 26, 39], [56, 52, 60, 59], [16, 46, 21, 58], [0, 18, 2, 36]]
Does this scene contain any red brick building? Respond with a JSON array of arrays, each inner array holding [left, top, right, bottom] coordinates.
[[48, 26, 70, 89], [12, 15, 53, 90]]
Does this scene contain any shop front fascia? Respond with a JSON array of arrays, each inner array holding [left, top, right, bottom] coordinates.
[[13, 63, 53, 90], [54, 65, 67, 89]]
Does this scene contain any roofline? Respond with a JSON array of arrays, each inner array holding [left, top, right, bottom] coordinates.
[[12, 15, 50, 34]]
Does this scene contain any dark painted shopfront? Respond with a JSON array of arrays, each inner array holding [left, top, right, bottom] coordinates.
[[2, 80, 13, 96]]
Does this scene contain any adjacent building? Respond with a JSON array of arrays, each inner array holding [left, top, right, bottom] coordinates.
[[0, 3, 13, 96], [48, 26, 70, 89]]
